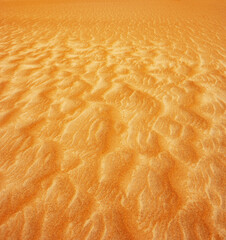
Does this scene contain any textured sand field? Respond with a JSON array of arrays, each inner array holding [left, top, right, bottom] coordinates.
[[0, 0, 226, 239]]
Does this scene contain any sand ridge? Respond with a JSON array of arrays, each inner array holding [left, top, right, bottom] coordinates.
[[0, 1, 225, 239]]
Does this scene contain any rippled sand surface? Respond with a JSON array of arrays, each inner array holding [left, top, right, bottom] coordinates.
[[0, 0, 225, 239]]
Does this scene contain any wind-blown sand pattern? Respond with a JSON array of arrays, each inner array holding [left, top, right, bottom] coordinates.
[[0, 0, 226, 239]]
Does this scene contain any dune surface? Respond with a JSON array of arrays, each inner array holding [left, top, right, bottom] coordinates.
[[0, 0, 225, 239]]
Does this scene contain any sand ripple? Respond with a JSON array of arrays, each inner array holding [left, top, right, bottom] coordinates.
[[0, 1, 225, 239]]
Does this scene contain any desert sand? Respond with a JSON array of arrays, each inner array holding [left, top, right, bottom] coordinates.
[[0, 0, 225, 239]]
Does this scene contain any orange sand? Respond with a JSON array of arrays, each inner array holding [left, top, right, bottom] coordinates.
[[0, 0, 225, 239]]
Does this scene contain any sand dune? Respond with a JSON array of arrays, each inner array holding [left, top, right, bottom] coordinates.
[[0, 0, 225, 239]]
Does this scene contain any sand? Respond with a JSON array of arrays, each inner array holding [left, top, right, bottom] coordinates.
[[0, 0, 225, 239]]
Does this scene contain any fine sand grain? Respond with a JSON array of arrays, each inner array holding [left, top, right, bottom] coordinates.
[[0, 0, 225, 239]]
